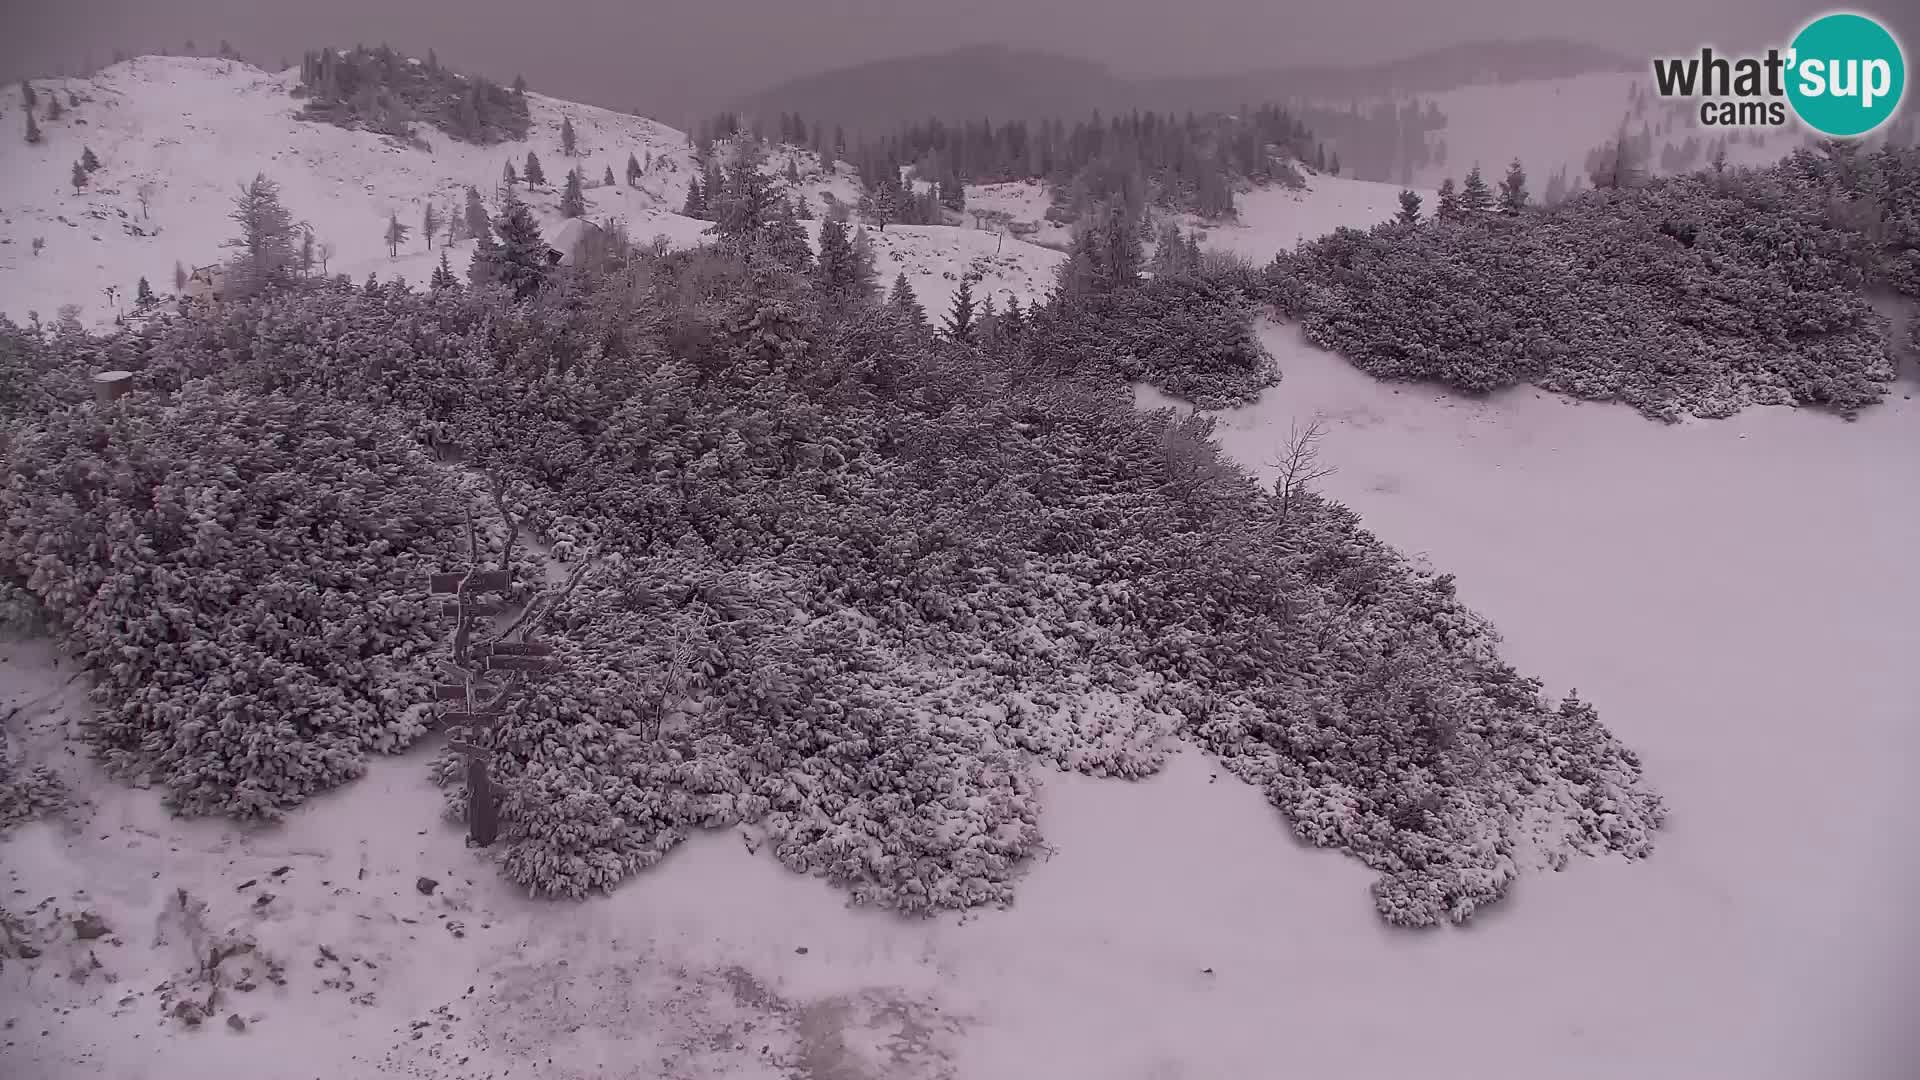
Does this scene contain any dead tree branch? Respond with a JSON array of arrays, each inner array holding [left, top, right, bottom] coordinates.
[[1267, 417, 1337, 529]]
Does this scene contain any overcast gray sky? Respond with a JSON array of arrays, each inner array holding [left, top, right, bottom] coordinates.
[[3, 0, 1900, 124]]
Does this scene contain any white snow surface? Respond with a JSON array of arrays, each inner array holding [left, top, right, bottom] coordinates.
[[1193, 170, 1427, 258], [0, 57, 1065, 327]]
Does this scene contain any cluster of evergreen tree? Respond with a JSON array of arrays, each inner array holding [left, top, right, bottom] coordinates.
[[1291, 98, 1446, 184], [1428, 160, 1530, 221], [707, 104, 1320, 222], [1266, 142, 1920, 419], [295, 45, 530, 144]]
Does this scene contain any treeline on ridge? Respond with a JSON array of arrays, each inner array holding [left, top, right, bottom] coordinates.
[[294, 44, 532, 145], [700, 103, 1321, 223]]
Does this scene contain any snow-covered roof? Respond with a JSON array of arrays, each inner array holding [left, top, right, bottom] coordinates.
[[542, 218, 602, 266]]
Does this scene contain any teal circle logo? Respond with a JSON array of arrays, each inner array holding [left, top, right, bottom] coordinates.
[[1786, 12, 1906, 137]]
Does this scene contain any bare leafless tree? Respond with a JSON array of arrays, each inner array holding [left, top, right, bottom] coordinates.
[[1267, 416, 1336, 528]]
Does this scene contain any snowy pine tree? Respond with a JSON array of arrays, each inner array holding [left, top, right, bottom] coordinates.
[[490, 187, 549, 300], [626, 152, 642, 186], [464, 185, 490, 241], [1000, 295, 1025, 341], [764, 197, 813, 271], [602, 164, 615, 187], [384, 212, 411, 257], [942, 275, 978, 344], [524, 151, 546, 188], [1435, 177, 1461, 221], [560, 116, 577, 156], [223, 173, 303, 297], [135, 276, 155, 306], [430, 250, 457, 290], [712, 156, 777, 244], [1395, 189, 1422, 225], [1460, 166, 1494, 213], [889, 272, 926, 327], [1497, 159, 1529, 214], [681, 176, 706, 218], [422, 203, 441, 249], [70, 161, 87, 189], [503, 160, 518, 189], [560, 169, 586, 218], [81, 146, 100, 172], [815, 216, 857, 299]]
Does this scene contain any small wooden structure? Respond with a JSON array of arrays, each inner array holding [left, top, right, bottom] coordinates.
[[185, 264, 227, 302], [91, 370, 133, 405], [428, 481, 576, 847], [542, 218, 606, 268]]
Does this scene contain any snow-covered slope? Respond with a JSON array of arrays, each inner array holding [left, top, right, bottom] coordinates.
[[0, 56, 1065, 326], [0, 57, 687, 322], [1192, 170, 1427, 260]]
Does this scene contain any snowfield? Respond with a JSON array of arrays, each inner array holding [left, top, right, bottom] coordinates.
[[4, 53, 1919, 1080], [0, 57, 1065, 329], [1193, 171, 1427, 257]]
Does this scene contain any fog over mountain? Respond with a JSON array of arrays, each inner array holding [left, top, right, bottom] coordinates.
[[729, 39, 1643, 138], [7, 0, 1901, 126]]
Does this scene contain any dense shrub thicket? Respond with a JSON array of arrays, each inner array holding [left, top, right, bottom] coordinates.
[[0, 388, 539, 816], [1268, 143, 1920, 420], [0, 235, 1663, 926], [294, 44, 530, 145], [1022, 274, 1277, 407], [0, 747, 67, 833]]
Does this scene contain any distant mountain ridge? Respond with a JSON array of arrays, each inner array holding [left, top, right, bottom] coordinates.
[[731, 38, 1638, 135]]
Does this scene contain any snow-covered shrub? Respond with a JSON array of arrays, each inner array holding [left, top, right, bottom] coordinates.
[[0, 743, 67, 831], [1268, 144, 1920, 420], [0, 579, 44, 636], [0, 386, 488, 818], [1021, 274, 1278, 408], [0, 241, 1665, 926]]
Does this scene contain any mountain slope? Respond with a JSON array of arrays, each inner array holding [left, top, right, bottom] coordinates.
[[0, 57, 692, 323], [0, 56, 1070, 328]]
